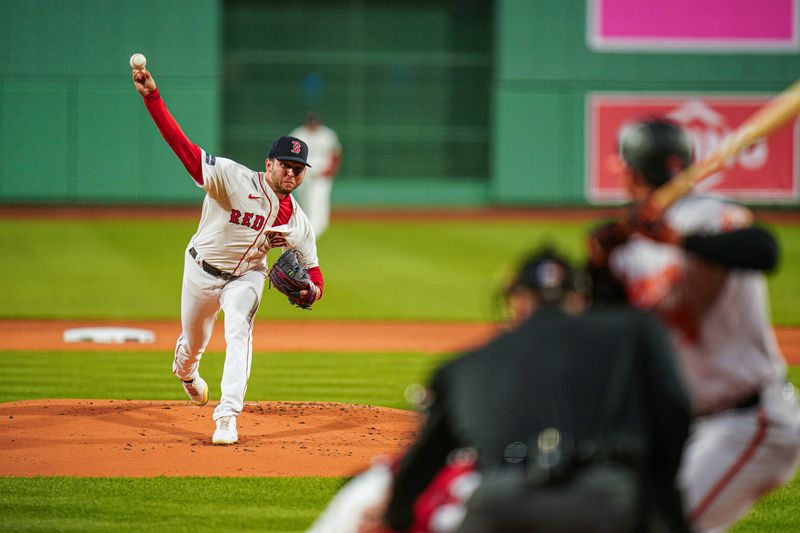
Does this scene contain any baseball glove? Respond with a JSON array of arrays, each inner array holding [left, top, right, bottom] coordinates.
[[268, 249, 318, 309], [587, 220, 630, 267], [626, 202, 681, 245]]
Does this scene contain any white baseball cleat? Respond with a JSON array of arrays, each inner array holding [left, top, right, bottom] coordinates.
[[212, 415, 238, 445], [181, 375, 209, 406]]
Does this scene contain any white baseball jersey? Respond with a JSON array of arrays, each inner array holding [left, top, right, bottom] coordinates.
[[289, 125, 342, 238], [608, 194, 800, 531], [608, 194, 786, 415], [190, 150, 318, 274], [289, 125, 341, 176]]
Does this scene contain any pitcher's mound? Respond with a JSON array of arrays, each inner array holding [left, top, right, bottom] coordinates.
[[0, 399, 419, 477]]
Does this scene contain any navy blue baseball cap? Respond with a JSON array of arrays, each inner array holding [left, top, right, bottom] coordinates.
[[268, 136, 312, 167], [511, 247, 577, 304]]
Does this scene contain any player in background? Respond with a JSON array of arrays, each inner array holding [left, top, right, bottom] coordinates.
[[589, 118, 800, 532], [290, 112, 342, 238], [132, 63, 323, 445]]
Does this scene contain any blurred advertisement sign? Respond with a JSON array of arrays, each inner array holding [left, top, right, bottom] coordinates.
[[588, 0, 799, 52], [587, 94, 799, 202]]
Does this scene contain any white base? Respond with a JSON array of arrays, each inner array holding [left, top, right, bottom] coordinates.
[[63, 327, 156, 344]]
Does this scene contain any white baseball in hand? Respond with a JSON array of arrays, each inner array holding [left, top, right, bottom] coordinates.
[[129, 53, 147, 70]]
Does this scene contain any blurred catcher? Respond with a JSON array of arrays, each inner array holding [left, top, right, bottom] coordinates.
[[589, 118, 800, 532], [355, 247, 691, 532]]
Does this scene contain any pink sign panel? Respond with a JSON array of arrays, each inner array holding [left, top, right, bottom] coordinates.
[[587, 94, 799, 202], [588, 0, 798, 51]]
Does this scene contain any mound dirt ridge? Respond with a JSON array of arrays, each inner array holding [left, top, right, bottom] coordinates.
[[0, 399, 419, 477]]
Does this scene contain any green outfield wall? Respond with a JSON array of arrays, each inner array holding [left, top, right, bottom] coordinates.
[[1, 0, 797, 206], [0, 0, 220, 204], [492, 0, 800, 205]]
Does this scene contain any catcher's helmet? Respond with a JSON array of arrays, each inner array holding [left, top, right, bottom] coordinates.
[[510, 247, 579, 305], [618, 118, 693, 187]]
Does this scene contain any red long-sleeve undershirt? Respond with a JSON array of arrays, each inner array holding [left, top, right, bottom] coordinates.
[[141, 89, 323, 294], [144, 89, 203, 184]]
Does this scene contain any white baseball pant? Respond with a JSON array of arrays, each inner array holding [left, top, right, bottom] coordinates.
[[172, 248, 265, 421], [298, 175, 333, 238], [680, 380, 800, 532]]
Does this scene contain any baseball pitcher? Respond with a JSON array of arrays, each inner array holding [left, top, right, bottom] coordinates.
[[132, 59, 324, 445]]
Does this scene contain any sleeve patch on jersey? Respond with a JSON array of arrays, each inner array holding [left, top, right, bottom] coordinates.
[[205, 153, 216, 166]]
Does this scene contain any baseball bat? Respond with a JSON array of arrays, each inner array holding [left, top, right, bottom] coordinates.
[[648, 79, 800, 212]]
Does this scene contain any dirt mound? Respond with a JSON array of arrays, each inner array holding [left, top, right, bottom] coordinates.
[[0, 399, 419, 477]]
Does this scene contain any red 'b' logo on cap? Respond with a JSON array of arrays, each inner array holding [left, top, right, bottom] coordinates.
[[291, 141, 302, 154]]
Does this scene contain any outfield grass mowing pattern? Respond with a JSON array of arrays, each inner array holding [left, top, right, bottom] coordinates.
[[0, 477, 345, 533], [3, 219, 797, 324], [0, 351, 450, 409], [1, 217, 799, 531]]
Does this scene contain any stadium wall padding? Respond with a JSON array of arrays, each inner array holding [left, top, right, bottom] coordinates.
[[0, 0, 220, 204], [1, 0, 798, 206], [490, 0, 800, 205]]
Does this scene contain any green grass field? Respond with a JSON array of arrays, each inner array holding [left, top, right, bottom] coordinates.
[[1, 218, 798, 323], [0, 215, 798, 532], [0, 476, 344, 533], [0, 350, 449, 408]]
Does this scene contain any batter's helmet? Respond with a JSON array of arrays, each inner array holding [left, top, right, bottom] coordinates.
[[618, 118, 693, 187]]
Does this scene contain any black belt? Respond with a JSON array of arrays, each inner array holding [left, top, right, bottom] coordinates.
[[189, 247, 239, 281]]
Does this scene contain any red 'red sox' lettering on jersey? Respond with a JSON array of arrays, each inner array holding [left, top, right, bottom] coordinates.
[[229, 210, 266, 231], [225, 211, 289, 249]]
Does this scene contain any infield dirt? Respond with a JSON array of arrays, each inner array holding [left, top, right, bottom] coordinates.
[[1, 319, 798, 477], [0, 399, 418, 477]]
